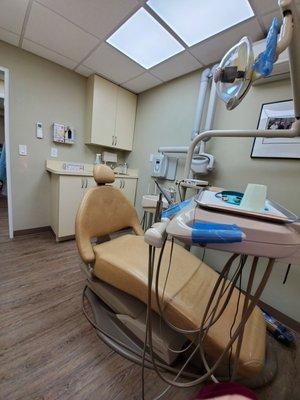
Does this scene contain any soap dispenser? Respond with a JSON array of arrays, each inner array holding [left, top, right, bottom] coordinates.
[[94, 153, 102, 165]]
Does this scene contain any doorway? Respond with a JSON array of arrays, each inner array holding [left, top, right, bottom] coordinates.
[[0, 67, 13, 240]]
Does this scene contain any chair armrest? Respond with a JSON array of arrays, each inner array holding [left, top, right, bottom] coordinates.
[[133, 223, 144, 236], [76, 234, 95, 265]]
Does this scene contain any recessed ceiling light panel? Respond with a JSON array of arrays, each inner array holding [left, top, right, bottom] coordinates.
[[147, 0, 254, 46], [106, 8, 184, 69]]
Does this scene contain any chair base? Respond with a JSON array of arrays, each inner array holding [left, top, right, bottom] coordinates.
[[84, 283, 278, 389]]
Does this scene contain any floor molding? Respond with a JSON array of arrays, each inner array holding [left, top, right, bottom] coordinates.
[[258, 298, 300, 333]]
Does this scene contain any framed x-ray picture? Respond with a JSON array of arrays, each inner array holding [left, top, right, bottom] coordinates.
[[251, 99, 300, 159]]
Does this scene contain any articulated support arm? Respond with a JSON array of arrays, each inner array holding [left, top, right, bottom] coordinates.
[[183, 120, 300, 180]]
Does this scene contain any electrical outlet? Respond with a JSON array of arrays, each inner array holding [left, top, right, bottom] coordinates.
[[51, 147, 58, 158]]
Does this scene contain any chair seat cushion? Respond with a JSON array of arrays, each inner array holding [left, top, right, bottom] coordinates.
[[93, 234, 266, 378]]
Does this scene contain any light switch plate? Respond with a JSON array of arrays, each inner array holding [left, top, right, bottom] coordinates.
[[51, 147, 58, 158], [18, 144, 27, 156]]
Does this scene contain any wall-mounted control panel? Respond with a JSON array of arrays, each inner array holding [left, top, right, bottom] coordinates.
[[36, 122, 43, 139]]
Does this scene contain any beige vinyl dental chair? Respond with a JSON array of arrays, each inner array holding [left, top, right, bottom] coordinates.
[[76, 165, 266, 379]]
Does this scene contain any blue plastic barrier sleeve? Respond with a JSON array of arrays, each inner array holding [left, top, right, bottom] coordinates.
[[254, 17, 280, 77], [263, 311, 295, 345], [161, 198, 193, 219], [191, 221, 243, 244]]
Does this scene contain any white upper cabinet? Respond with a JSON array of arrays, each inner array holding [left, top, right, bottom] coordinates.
[[115, 86, 137, 150], [86, 75, 137, 151]]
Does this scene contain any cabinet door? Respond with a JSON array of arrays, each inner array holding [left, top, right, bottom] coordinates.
[[58, 176, 85, 238], [85, 177, 97, 191], [112, 178, 123, 191], [113, 178, 137, 204], [115, 87, 137, 151], [121, 178, 137, 204], [90, 75, 117, 147]]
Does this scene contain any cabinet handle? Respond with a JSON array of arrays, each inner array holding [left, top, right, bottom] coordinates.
[[115, 136, 118, 146], [112, 135, 114, 146], [85, 178, 88, 188], [81, 178, 84, 188], [119, 180, 122, 189], [122, 179, 125, 189]]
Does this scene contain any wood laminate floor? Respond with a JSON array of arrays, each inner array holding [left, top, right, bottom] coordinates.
[[0, 195, 299, 399]]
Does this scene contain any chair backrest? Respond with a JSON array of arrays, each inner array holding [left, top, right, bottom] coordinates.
[[75, 165, 143, 264]]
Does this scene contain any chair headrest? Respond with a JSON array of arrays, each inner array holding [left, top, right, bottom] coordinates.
[[93, 165, 115, 185]]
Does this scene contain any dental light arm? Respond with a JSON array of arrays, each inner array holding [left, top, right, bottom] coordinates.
[[184, 122, 300, 180], [182, 0, 300, 185], [276, 9, 293, 57]]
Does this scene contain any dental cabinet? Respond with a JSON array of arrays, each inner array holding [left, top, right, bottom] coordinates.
[[46, 160, 138, 241], [86, 75, 137, 151]]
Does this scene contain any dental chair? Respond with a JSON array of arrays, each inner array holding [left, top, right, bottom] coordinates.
[[75, 165, 266, 380]]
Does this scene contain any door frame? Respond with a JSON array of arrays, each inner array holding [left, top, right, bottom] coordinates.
[[0, 66, 13, 238]]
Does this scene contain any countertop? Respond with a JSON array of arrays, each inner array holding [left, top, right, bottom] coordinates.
[[46, 160, 138, 179]]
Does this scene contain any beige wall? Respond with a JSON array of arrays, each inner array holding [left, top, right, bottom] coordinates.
[[0, 41, 100, 231], [128, 70, 300, 321]]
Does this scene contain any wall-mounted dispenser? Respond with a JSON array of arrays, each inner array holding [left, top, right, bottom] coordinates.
[[53, 123, 76, 144], [151, 154, 168, 178], [151, 154, 177, 180]]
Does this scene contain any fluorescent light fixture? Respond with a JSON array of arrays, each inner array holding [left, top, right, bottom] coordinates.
[[106, 8, 184, 69], [147, 0, 254, 46]]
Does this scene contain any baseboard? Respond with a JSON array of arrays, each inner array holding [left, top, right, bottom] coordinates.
[[14, 225, 52, 236], [257, 298, 300, 333]]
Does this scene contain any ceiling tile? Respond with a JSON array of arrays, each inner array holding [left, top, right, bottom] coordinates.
[[22, 39, 78, 70], [122, 72, 162, 93], [84, 42, 145, 83], [147, 0, 255, 47], [249, 0, 279, 15], [261, 9, 283, 31], [190, 18, 263, 66], [24, 2, 99, 62], [150, 51, 202, 82], [0, 0, 29, 34], [37, 0, 139, 39], [75, 65, 95, 77], [0, 27, 20, 47]]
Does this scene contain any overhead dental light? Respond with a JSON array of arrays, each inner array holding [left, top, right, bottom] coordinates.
[[214, 37, 254, 110], [214, 17, 281, 110]]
